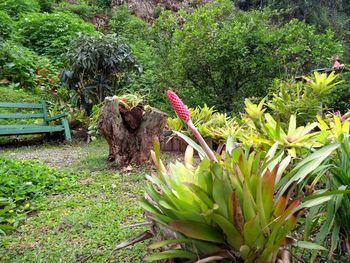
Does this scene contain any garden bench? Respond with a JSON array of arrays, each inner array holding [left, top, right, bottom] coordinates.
[[0, 101, 71, 141]]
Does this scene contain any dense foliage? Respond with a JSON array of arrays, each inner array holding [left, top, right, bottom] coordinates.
[[60, 34, 139, 114], [0, 11, 13, 40], [16, 12, 96, 57], [167, 3, 341, 112], [0, 0, 40, 17], [0, 41, 58, 90], [0, 157, 75, 235]]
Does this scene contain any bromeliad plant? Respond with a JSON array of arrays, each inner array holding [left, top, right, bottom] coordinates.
[[141, 91, 339, 262], [243, 99, 322, 157]]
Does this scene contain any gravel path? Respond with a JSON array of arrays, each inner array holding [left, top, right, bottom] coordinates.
[[4, 144, 85, 168]]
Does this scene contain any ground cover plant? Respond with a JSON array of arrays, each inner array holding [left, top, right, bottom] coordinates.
[[0, 140, 148, 261], [0, 157, 75, 235]]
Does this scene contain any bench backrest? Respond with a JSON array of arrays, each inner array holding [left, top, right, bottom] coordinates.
[[0, 101, 49, 122]]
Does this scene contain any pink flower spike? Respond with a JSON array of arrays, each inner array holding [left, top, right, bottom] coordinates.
[[166, 89, 217, 162], [166, 90, 190, 123]]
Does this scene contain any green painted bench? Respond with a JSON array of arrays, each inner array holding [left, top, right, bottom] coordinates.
[[0, 101, 71, 141]]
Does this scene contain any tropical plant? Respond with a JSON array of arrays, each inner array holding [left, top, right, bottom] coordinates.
[[317, 113, 350, 143], [242, 99, 322, 156], [303, 134, 350, 261], [140, 90, 340, 262], [60, 34, 140, 114], [267, 79, 321, 125]]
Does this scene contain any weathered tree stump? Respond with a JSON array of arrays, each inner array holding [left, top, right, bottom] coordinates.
[[97, 96, 167, 167]]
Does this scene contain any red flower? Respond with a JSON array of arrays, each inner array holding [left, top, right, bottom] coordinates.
[[166, 90, 190, 122]]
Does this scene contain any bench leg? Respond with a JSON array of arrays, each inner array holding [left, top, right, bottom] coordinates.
[[62, 118, 72, 141]]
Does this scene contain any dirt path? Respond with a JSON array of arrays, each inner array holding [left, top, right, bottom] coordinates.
[[2, 143, 85, 168]]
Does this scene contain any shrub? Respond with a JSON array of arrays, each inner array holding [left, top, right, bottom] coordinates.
[[165, 0, 341, 112], [60, 34, 140, 114], [0, 0, 40, 17], [0, 41, 60, 90], [16, 12, 97, 58], [0, 11, 13, 41], [0, 157, 75, 234]]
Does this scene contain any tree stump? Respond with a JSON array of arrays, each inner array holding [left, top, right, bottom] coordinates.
[[97, 96, 167, 167]]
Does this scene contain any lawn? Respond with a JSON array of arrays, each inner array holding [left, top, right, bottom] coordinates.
[[0, 139, 149, 262]]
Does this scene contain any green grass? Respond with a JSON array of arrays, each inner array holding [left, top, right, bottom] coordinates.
[[0, 85, 44, 103], [0, 139, 149, 262]]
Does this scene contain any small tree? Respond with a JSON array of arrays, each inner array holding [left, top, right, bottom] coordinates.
[[60, 34, 140, 114]]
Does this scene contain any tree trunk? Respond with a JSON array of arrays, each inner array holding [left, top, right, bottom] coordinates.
[[97, 96, 167, 167]]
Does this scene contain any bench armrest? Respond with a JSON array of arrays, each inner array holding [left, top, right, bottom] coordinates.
[[48, 112, 68, 122]]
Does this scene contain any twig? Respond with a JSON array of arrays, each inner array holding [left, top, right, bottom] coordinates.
[[120, 221, 152, 229]]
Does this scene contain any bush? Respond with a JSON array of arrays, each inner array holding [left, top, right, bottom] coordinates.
[[165, 0, 341, 112], [0, 0, 40, 17], [61, 34, 140, 114], [0, 11, 12, 40], [0, 157, 75, 234], [0, 41, 60, 90], [16, 12, 97, 58]]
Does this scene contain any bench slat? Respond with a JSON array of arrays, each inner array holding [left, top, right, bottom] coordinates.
[[0, 125, 64, 135], [0, 113, 45, 119], [0, 102, 43, 109]]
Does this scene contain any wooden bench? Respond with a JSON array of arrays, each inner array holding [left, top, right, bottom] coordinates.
[[0, 101, 71, 141]]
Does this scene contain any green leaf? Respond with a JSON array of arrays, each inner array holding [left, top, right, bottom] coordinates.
[[293, 241, 327, 251], [169, 220, 224, 243], [211, 213, 243, 250], [144, 250, 196, 261], [243, 215, 265, 249], [174, 131, 206, 159], [148, 239, 190, 249]]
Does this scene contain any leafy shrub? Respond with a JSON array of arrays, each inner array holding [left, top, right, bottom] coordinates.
[[165, 0, 341, 112], [61, 34, 140, 114], [16, 12, 97, 58], [0, 11, 13, 40], [0, 0, 40, 17], [0, 157, 75, 234], [0, 41, 59, 90]]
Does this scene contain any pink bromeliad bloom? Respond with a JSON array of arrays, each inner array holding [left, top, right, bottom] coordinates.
[[166, 90, 217, 162]]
